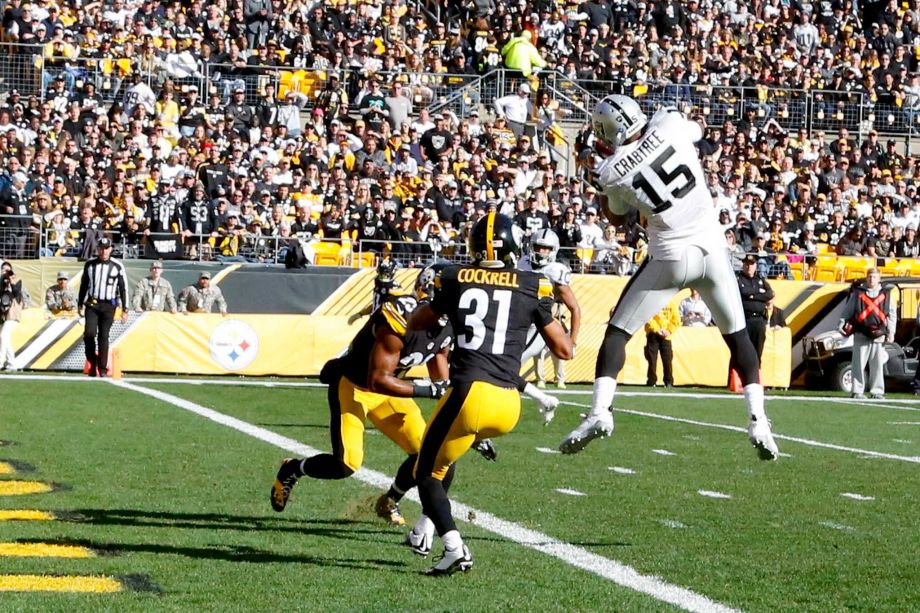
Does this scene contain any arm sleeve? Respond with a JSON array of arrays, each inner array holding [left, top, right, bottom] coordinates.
[[667, 309, 682, 332], [216, 289, 227, 313], [534, 278, 555, 329], [166, 283, 177, 311], [131, 280, 142, 310], [887, 297, 897, 337], [177, 287, 189, 312], [118, 264, 128, 308], [77, 263, 89, 306]]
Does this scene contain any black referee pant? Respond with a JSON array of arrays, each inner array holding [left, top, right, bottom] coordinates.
[[84, 299, 116, 376], [745, 314, 767, 364]]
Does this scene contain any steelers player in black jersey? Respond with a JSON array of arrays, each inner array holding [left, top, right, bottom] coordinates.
[[270, 264, 454, 520], [347, 257, 404, 325], [406, 213, 574, 576]]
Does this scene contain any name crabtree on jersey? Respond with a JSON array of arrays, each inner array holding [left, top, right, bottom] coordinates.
[[593, 107, 725, 260]]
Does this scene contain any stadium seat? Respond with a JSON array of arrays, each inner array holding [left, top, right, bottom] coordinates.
[[812, 255, 845, 282], [841, 256, 875, 281], [354, 252, 377, 269], [313, 241, 342, 266], [576, 247, 594, 269], [815, 243, 833, 255]]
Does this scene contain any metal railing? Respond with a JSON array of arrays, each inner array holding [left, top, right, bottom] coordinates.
[[22, 224, 920, 282], [1, 42, 915, 141]]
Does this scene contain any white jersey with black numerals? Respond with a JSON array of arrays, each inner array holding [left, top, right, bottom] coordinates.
[[518, 256, 571, 362], [519, 256, 571, 299], [593, 107, 725, 260]]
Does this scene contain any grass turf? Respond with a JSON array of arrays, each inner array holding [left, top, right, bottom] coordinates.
[[1, 378, 918, 612]]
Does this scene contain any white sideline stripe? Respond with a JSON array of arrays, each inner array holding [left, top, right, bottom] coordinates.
[[840, 492, 875, 501], [112, 380, 740, 613], [819, 521, 855, 532], [8, 374, 920, 408], [888, 421, 920, 425], [559, 400, 920, 464], [697, 490, 732, 500]]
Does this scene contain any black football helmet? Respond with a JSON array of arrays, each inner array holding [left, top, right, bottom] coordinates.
[[414, 260, 449, 303], [376, 257, 397, 283], [468, 212, 522, 268]]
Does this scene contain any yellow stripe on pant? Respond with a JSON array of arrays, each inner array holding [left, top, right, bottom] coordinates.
[[416, 381, 521, 481], [333, 377, 427, 472]]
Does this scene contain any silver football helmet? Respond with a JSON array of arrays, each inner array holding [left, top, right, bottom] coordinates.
[[530, 228, 560, 268], [592, 95, 647, 149]]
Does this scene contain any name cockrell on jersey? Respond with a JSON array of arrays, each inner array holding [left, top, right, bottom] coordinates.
[[456, 269, 519, 287], [607, 130, 665, 177]]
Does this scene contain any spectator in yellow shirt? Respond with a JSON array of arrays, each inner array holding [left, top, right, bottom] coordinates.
[[644, 305, 681, 388]]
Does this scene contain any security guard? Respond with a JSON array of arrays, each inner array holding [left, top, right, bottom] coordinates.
[[132, 260, 177, 313], [839, 268, 896, 399], [737, 254, 774, 361], [177, 272, 228, 315], [45, 271, 77, 317]]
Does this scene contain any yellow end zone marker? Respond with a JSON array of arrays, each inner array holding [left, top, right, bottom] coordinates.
[[0, 481, 52, 496], [0, 575, 122, 593], [0, 510, 55, 522], [0, 462, 14, 475], [0, 543, 94, 558]]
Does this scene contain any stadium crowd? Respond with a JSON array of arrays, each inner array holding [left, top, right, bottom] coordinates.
[[0, 0, 918, 277]]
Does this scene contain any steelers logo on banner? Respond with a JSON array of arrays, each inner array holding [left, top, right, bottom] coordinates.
[[209, 320, 260, 371]]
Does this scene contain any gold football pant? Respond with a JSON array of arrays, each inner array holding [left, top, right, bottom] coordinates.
[[414, 380, 520, 537], [328, 376, 426, 473]]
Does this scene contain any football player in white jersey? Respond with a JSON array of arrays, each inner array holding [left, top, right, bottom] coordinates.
[[559, 95, 779, 461], [519, 229, 581, 422]]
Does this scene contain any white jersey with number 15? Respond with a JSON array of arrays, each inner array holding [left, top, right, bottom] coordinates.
[[593, 108, 725, 260]]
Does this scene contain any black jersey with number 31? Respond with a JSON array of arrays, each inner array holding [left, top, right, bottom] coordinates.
[[431, 265, 555, 387]]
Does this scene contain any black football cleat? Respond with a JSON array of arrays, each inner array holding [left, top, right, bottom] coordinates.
[[270, 458, 301, 512]]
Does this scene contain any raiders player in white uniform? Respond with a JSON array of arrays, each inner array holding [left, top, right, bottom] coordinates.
[[559, 95, 779, 460], [519, 229, 582, 422]]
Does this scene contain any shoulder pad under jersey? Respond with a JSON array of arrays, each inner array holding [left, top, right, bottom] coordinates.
[[541, 261, 572, 286], [379, 294, 419, 336]]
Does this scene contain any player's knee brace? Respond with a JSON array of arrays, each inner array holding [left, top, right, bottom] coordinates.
[[723, 329, 760, 386], [595, 326, 631, 379]]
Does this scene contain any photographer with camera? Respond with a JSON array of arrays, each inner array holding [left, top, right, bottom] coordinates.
[[0, 262, 24, 372], [839, 268, 896, 400]]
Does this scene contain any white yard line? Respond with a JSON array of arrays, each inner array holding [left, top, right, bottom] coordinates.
[[110, 380, 740, 613], [558, 400, 920, 464], [10, 374, 919, 408]]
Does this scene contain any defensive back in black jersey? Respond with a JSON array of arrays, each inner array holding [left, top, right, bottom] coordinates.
[[340, 294, 453, 388], [430, 265, 555, 387]]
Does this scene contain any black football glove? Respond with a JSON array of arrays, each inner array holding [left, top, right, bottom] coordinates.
[[412, 379, 449, 399], [473, 438, 497, 462]]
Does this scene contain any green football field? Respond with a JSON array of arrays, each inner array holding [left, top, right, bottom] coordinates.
[[1, 374, 918, 612]]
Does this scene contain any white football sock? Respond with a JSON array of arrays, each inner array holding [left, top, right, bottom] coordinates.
[[744, 383, 766, 421], [523, 382, 553, 407], [413, 514, 434, 538], [442, 529, 463, 551], [591, 376, 617, 418]]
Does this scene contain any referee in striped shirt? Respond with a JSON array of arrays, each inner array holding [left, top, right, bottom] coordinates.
[[77, 237, 128, 377]]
